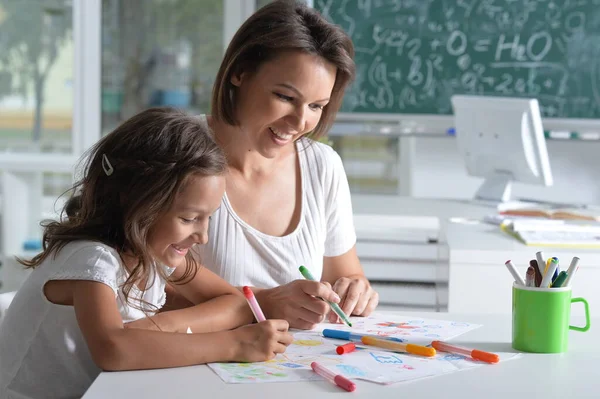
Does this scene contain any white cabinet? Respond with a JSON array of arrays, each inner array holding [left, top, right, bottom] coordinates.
[[354, 214, 448, 311]]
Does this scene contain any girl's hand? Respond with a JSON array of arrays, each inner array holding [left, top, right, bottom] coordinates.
[[327, 276, 379, 323], [257, 280, 341, 330], [231, 320, 293, 362]]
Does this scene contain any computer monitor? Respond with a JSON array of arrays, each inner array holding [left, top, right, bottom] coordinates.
[[451, 95, 553, 203]]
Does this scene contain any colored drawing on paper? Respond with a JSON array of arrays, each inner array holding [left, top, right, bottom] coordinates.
[[369, 352, 405, 365], [215, 362, 290, 382], [315, 313, 483, 345], [293, 339, 322, 346], [208, 313, 520, 386], [376, 321, 418, 329]]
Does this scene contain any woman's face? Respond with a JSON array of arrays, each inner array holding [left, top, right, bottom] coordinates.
[[230, 50, 337, 158]]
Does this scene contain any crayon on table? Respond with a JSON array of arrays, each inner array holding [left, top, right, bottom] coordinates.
[[310, 361, 356, 392], [564, 257, 580, 287], [242, 286, 266, 322], [298, 265, 352, 327], [361, 336, 436, 357], [431, 341, 499, 364], [505, 260, 525, 286]]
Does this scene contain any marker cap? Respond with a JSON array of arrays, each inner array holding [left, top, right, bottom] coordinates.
[[336, 343, 356, 355], [472, 350, 500, 363]]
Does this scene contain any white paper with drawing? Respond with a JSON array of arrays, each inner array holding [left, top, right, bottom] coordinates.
[[208, 313, 521, 385]]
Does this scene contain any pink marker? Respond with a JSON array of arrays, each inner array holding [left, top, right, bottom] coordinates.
[[311, 361, 356, 392], [242, 286, 266, 322]]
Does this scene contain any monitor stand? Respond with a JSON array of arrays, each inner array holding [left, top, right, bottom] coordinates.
[[474, 171, 512, 203]]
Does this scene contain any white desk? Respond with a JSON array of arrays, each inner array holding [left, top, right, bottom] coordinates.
[[351, 195, 600, 315], [83, 311, 599, 399]]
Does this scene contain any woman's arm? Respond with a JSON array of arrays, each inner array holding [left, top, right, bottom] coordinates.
[[321, 245, 379, 321], [74, 280, 292, 370], [253, 280, 341, 330]]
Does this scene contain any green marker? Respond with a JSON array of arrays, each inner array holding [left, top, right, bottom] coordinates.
[[298, 265, 352, 327], [551, 271, 568, 288]]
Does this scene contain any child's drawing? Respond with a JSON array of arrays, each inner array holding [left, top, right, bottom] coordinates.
[[208, 313, 520, 385]]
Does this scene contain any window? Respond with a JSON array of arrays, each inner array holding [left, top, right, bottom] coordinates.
[[0, 0, 74, 154], [101, 0, 224, 134]]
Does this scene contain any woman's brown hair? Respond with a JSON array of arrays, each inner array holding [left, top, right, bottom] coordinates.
[[211, 0, 355, 141], [19, 107, 227, 309]]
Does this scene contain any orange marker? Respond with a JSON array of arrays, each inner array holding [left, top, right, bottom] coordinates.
[[361, 336, 436, 357], [431, 341, 499, 364]]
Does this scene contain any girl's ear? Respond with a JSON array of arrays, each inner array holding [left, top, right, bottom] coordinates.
[[230, 70, 245, 87]]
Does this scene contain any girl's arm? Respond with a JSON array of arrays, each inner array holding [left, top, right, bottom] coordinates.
[[126, 266, 254, 333], [74, 280, 292, 370]]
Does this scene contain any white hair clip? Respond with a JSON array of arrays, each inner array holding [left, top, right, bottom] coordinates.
[[102, 154, 114, 176]]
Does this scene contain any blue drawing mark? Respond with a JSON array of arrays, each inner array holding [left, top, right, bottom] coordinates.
[[389, 337, 406, 342], [407, 320, 424, 324], [423, 325, 442, 329], [425, 333, 441, 338], [369, 352, 404, 364], [336, 364, 366, 376], [443, 354, 466, 361], [281, 363, 303, 368], [451, 322, 470, 327]]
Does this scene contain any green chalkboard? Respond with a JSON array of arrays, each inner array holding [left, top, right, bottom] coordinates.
[[316, 0, 600, 118]]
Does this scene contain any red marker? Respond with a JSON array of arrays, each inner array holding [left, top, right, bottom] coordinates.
[[311, 361, 356, 392]]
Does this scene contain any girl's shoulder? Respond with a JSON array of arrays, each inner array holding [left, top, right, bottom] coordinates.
[[56, 240, 120, 263], [47, 241, 122, 275], [42, 241, 124, 295]]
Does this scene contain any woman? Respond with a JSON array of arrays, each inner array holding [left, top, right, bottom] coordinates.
[[196, 0, 379, 329]]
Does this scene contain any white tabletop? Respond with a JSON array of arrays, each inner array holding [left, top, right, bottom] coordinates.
[[83, 311, 599, 399], [353, 194, 600, 266]]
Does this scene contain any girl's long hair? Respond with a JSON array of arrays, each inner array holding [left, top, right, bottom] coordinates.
[[19, 107, 227, 310]]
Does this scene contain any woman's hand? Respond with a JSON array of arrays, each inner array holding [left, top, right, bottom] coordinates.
[[256, 280, 341, 330], [327, 276, 379, 323], [230, 319, 293, 362]]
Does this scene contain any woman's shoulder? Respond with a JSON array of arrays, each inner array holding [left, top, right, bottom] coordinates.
[[298, 137, 342, 164]]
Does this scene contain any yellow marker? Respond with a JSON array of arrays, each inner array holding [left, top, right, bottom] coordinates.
[[361, 336, 436, 357], [544, 257, 552, 275]]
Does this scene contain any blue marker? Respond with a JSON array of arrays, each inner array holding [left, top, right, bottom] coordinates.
[[322, 329, 404, 343], [551, 257, 560, 284]]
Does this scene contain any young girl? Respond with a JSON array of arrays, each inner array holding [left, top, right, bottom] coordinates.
[[0, 107, 292, 399]]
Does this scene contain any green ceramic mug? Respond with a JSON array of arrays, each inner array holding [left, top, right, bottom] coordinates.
[[512, 283, 591, 353]]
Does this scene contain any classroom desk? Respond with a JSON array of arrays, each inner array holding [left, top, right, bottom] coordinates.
[[351, 195, 600, 315], [83, 311, 599, 399]]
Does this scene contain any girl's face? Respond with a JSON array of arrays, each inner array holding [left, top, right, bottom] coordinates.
[[147, 173, 225, 268], [230, 50, 337, 158]]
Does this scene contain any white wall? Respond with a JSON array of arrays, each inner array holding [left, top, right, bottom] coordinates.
[[412, 137, 600, 205]]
